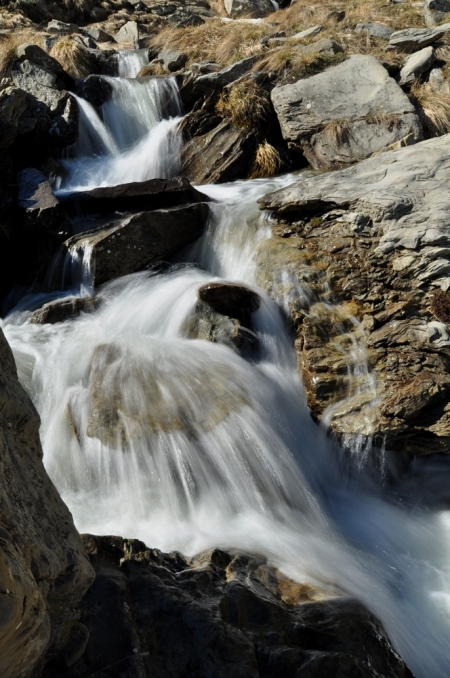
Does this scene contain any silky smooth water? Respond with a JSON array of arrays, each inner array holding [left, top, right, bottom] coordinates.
[[4, 74, 450, 678]]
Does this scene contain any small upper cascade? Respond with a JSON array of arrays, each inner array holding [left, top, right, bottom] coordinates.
[[116, 49, 150, 78], [58, 77, 183, 193]]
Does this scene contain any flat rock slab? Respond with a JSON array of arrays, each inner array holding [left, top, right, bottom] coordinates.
[[59, 177, 210, 214], [258, 134, 450, 453], [388, 25, 449, 51], [224, 0, 274, 18], [271, 54, 422, 169], [65, 203, 209, 286]]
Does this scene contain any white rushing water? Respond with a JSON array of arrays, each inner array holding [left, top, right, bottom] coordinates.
[[116, 48, 149, 78], [5, 74, 450, 678], [59, 76, 183, 192]]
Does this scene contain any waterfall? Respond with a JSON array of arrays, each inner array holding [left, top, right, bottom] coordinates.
[[116, 49, 150, 78], [5, 69, 450, 678], [58, 76, 183, 193]]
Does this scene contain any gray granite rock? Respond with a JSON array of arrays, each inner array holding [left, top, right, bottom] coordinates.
[[270, 54, 422, 169], [115, 20, 139, 48], [424, 0, 450, 26], [355, 22, 393, 40], [388, 25, 448, 51], [398, 46, 436, 85]]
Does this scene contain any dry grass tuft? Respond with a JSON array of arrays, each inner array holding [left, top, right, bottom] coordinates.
[[431, 290, 450, 323], [216, 79, 270, 129], [50, 37, 95, 79], [150, 20, 270, 67], [410, 81, 450, 136], [322, 118, 351, 145], [0, 29, 44, 77], [249, 141, 282, 179], [255, 46, 346, 80]]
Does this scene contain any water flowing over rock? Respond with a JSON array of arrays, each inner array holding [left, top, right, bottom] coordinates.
[[61, 176, 208, 214], [0, 328, 94, 676], [258, 134, 450, 454], [42, 535, 412, 678], [270, 55, 422, 169]]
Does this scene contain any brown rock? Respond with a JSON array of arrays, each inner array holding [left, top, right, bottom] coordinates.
[[0, 328, 94, 675], [198, 281, 261, 324], [30, 296, 100, 324]]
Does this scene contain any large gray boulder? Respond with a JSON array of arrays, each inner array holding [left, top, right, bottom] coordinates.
[[115, 20, 139, 48], [257, 134, 450, 454], [0, 328, 94, 676], [270, 54, 422, 169], [424, 0, 450, 26], [224, 0, 274, 18], [10, 45, 79, 150], [65, 203, 209, 286], [0, 87, 29, 154]]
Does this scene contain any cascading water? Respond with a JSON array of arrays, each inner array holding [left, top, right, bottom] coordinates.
[[116, 48, 150, 78], [58, 76, 183, 192], [5, 71, 450, 678]]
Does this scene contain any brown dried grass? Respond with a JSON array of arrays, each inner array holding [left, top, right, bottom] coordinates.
[[0, 29, 44, 77], [249, 141, 281, 179], [410, 81, 450, 136], [50, 37, 94, 78], [216, 79, 270, 129], [254, 46, 346, 80], [150, 20, 270, 67]]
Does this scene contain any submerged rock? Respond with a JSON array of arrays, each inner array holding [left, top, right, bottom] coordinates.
[[0, 328, 94, 676], [65, 203, 209, 286], [45, 535, 413, 678], [270, 54, 422, 169], [30, 296, 100, 324], [85, 342, 249, 445], [257, 134, 450, 455], [198, 281, 261, 324]]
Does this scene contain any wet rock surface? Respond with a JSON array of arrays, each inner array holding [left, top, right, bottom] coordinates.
[[0, 328, 94, 677], [30, 296, 100, 324], [65, 203, 209, 286], [198, 281, 261, 324], [258, 134, 450, 455], [61, 176, 209, 214], [41, 535, 413, 678]]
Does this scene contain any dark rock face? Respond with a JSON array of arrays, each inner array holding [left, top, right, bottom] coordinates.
[[65, 203, 210, 286], [181, 120, 259, 184], [30, 296, 100, 324], [0, 328, 94, 676], [10, 47, 79, 152], [198, 281, 261, 325], [184, 301, 251, 351], [41, 535, 413, 678], [75, 75, 113, 109], [61, 177, 209, 214]]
